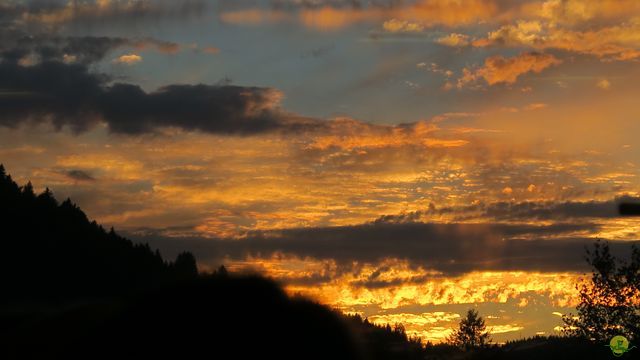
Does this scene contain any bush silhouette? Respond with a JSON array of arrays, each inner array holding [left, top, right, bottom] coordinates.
[[563, 240, 640, 342]]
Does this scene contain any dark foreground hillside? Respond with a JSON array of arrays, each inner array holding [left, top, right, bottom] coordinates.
[[0, 165, 423, 360], [4, 274, 365, 359], [0, 164, 634, 360], [0, 164, 198, 302]]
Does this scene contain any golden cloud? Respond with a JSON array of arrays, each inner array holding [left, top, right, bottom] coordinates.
[[368, 312, 461, 342], [597, 79, 612, 90], [221, 0, 500, 31], [457, 52, 562, 87], [523, 103, 548, 111], [436, 33, 471, 47], [382, 19, 425, 33], [303, 117, 469, 151], [113, 53, 142, 65], [241, 257, 582, 310], [489, 324, 524, 334], [219, 9, 290, 25], [530, 0, 640, 25], [474, 19, 640, 61]]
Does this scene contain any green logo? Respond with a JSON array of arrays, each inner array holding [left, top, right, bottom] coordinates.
[[607, 335, 636, 357]]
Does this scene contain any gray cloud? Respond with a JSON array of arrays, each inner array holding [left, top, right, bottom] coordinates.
[[0, 2, 278, 137], [126, 221, 639, 278], [373, 196, 640, 224], [482, 196, 637, 220], [0, 29, 183, 65], [65, 169, 96, 182], [0, 60, 325, 135], [4, 0, 207, 26]]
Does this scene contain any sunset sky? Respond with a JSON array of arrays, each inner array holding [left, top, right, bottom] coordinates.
[[2, 0, 640, 343]]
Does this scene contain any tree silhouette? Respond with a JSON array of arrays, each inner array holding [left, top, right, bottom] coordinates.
[[21, 180, 35, 199], [0, 164, 198, 301], [563, 240, 640, 342], [449, 309, 491, 350], [173, 251, 198, 279]]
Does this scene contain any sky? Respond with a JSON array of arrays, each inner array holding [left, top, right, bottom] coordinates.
[[2, 0, 640, 343]]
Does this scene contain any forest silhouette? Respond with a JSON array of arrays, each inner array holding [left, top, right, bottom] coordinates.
[[0, 164, 634, 359], [0, 164, 425, 360]]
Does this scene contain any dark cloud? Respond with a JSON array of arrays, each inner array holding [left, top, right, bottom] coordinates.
[[373, 196, 640, 224], [0, 1, 324, 136], [0, 60, 325, 135], [620, 202, 640, 216], [351, 273, 435, 290], [127, 221, 639, 278], [373, 210, 423, 224], [0, 33, 181, 65], [65, 169, 96, 182], [4, 0, 207, 26], [482, 196, 637, 220], [0, 0, 192, 65]]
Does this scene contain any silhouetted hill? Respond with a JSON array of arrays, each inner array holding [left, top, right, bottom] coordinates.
[[6, 274, 364, 359], [0, 165, 425, 360], [0, 164, 197, 302]]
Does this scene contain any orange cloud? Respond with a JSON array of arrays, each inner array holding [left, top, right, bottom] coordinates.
[[474, 19, 640, 61], [219, 9, 290, 25], [382, 19, 425, 33], [300, 6, 375, 31], [530, 0, 640, 25], [458, 52, 562, 87], [597, 79, 611, 90], [303, 117, 469, 151], [221, 0, 501, 31], [403, 0, 500, 27], [436, 33, 470, 47], [523, 103, 548, 111], [224, 256, 581, 311], [304, 2, 489, 31], [368, 312, 460, 342], [202, 46, 220, 55], [113, 53, 142, 65]]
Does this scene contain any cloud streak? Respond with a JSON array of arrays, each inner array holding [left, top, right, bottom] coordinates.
[[373, 196, 640, 223], [0, 33, 183, 65]]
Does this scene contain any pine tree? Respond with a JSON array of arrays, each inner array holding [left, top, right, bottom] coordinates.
[[21, 181, 35, 199], [449, 309, 491, 350], [174, 252, 198, 278], [216, 265, 228, 277], [37, 187, 58, 207]]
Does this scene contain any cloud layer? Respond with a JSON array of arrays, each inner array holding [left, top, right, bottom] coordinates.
[[132, 221, 639, 276]]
